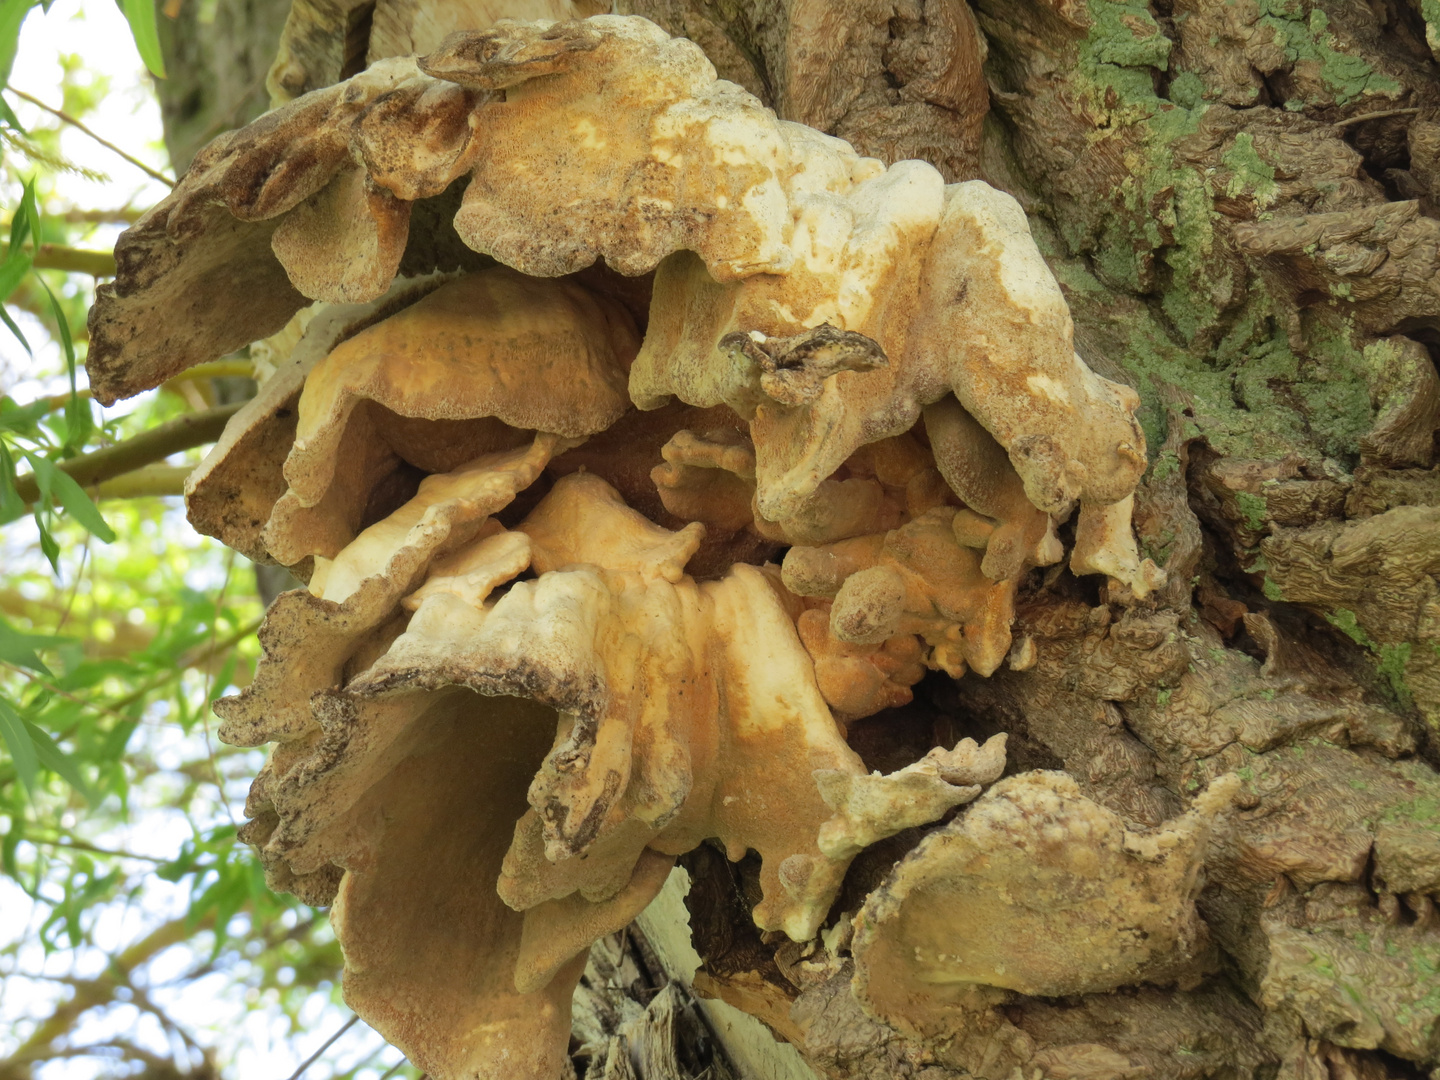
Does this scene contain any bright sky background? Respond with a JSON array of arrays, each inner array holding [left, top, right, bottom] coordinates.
[[1, 5, 406, 1077], [1, 0, 171, 397]]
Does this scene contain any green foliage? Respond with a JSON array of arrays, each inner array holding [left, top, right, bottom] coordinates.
[[0, 7, 411, 1078], [120, 0, 165, 78]]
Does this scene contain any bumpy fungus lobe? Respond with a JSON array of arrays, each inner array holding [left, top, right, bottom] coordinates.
[[90, 13, 1158, 593], [261, 266, 637, 567], [185, 272, 461, 564], [852, 772, 1238, 1031]]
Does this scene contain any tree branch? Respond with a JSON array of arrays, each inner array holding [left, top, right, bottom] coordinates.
[[11, 360, 256, 419], [34, 244, 116, 277], [0, 912, 214, 1077], [91, 464, 191, 501], [22, 835, 167, 863], [0, 242, 118, 276], [12, 402, 242, 504], [3, 87, 176, 187], [59, 208, 143, 225]]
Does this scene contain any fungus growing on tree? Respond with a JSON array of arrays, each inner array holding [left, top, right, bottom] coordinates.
[[851, 771, 1238, 1028], [80, 12, 1313, 1079]]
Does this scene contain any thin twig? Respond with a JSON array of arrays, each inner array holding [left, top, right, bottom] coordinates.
[[4, 86, 175, 186], [24, 834, 167, 863], [1332, 107, 1421, 129], [283, 1016, 361, 1080], [11, 401, 242, 504], [54, 537, 89, 635]]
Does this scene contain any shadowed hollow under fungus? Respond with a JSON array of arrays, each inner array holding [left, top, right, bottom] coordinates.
[[84, 10, 1440, 1080]]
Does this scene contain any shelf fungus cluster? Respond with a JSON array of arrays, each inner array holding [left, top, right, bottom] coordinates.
[[87, 15, 1198, 1079]]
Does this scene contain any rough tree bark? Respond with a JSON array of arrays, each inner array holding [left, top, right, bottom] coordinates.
[[151, 2, 1440, 1078]]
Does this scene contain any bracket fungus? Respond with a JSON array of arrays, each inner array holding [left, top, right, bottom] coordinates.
[[87, 13, 1182, 1079]]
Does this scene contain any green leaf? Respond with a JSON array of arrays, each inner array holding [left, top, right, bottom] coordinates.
[[27, 272, 90, 449], [0, 182, 36, 352], [0, 616, 56, 674], [22, 452, 117, 542], [0, 92, 20, 131], [0, 443, 24, 522], [48, 470, 116, 540], [32, 274, 74, 369], [0, 248, 34, 302], [23, 720, 95, 803], [0, 0, 35, 101], [0, 395, 62, 432], [0, 304, 31, 355], [0, 697, 38, 796], [33, 507, 59, 572], [16, 177, 41, 248], [6, 177, 36, 258], [120, 0, 165, 78]]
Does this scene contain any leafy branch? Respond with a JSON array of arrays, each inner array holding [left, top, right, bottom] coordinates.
[[3, 85, 173, 186], [9, 401, 242, 506]]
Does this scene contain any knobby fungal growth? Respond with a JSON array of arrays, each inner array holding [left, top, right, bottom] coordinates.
[[89, 9, 1440, 1080]]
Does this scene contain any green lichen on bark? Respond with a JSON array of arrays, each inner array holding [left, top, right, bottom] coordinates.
[[1425, 0, 1440, 57], [1327, 609, 1417, 706], [1041, 1, 1384, 470], [1255, 0, 1403, 106], [1220, 133, 1278, 208], [1234, 491, 1269, 530]]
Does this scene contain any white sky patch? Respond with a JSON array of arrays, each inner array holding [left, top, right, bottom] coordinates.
[[2, 0, 170, 396]]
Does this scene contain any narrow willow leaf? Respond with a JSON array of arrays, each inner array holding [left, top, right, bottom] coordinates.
[[5, 177, 34, 255], [28, 272, 90, 450], [0, 697, 38, 796], [0, 248, 33, 301], [0, 616, 55, 674], [16, 177, 41, 245], [34, 509, 59, 572], [22, 452, 117, 542], [23, 719, 95, 804], [31, 272, 74, 370], [0, 0, 35, 90], [120, 0, 165, 78], [0, 443, 24, 522], [0, 304, 31, 354], [0, 395, 61, 432], [45, 469, 113, 540]]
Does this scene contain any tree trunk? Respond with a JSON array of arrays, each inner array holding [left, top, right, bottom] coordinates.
[[153, 2, 1440, 1078]]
